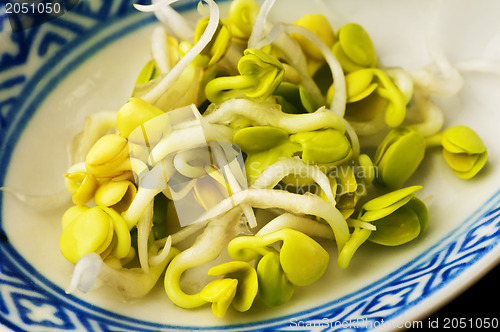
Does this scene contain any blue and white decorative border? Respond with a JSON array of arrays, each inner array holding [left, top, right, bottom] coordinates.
[[1, 1, 500, 331]]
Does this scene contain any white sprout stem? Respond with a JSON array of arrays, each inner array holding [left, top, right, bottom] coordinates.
[[122, 187, 161, 229], [284, 24, 346, 117], [248, 0, 276, 49], [344, 120, 360, 159], [256, 213, 334, 239], [130, 157, 150, 180], [210, 143, 257, 228], [150, 0, 194, 41], [134, 0, 176, 12], [149, 235, 173, 266], [347, 218, 376, 231], [195, 189, 350, 252], [137, 202, 154, 273], [65, 253, 103, 294], [125, 157, 198, 228], [272, 31, 325, 107], [204, 99, 346, 133], [151, 27, 171, 74], [164, 208, 243, 308], [148, 126, 209, 165], [171, 221, 208, 244], [173, 148, 207, 178], [250, 157, 336, 204], [122, 161, 170, 228], [97, 255, 175, 300], [140, 0, 220, 104], [348, 112, 386, 137], [147, 107, 236, 166], [163, 178, 197, 201], [407, 93, 444, 137], [411, 64, 463, 97], [69, 110, 117, 164], [384, 67, 414, 104]]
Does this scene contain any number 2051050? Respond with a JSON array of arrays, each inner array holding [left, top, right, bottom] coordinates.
[[5, 1, 62, 15], [442, 317, 498, 329]]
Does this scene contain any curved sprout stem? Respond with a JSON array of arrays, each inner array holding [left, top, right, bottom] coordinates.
[[248, 0, 276, 49], [195, 188, 349, 253], [347, 111, 386, 137], [140, 0, 220, 104], [407, 93, 444, 137], [337, 227, 371, 269], [148, 121, 233, 165], [204, 99, 346, 133], [149, 235, 172, 266], [346, 218, 376, 231], [66, 253, 103, 294], [134, 0, 175, 12], [122, 161, 172, 228], [171, 221, 208, 243], [210, 143, 257, 228], [150, 0, 194, 41], [137, 202, 154, 273], [256, 213, 334, 239], [69, 110, 117, 164], [151, 27, 171, 74], [344, 120, 360, 159], [271, 31, 325, 107], [164, 208, 242, 308], [100, 250, 179, 300], [284, 24, 346, 116], [250, 157, 336, 204]]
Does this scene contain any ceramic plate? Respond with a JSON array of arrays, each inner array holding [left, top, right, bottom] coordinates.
[[1, 0, 500, 331]]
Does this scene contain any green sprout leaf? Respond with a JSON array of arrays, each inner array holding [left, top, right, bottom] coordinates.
[[228, 228, 329, 287], [85, 134, 132, 179], [233, 126, 289, 153], [332, 23, 376, 73], [116, 98, 165, 139], [201, 261, 258, 315], [359, 185, 422, 222], [441, 125, 487, 179], [256, 250, 294, 306], [200, 278, 238, 317], [290, 129, 351, 165], [357, 186, 428, 246], [369, 197, 428, 246], [373, 127, 426, 188], [205, 49, 284, 103], [192, 17, 232, 67], [60, 206, 131, 264]]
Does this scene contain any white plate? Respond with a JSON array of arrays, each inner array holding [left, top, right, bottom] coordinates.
[[1, 0, 499, 330]]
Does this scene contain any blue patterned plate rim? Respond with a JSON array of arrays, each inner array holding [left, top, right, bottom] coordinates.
[[1, 1, 500, 331]]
